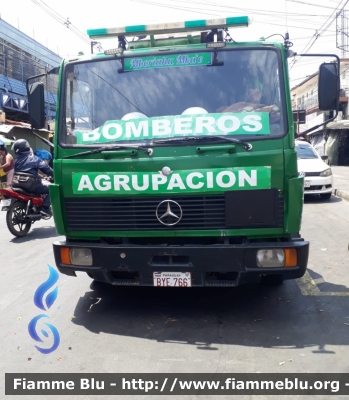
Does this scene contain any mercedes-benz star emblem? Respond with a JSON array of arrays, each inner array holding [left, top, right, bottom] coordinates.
[[156, 200, 183, 226], [160, 166, 172, 176]]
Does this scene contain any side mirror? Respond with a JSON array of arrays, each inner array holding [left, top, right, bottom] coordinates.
[[28, 82, 45, 129], [318, 63, 339, 111], [321, 155, 328, 161]]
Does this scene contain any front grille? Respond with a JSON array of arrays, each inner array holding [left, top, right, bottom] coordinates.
[[65, 191, 284, 231], [304, 172, 321, 177], [304, 184, 332, 191], [65, 195, 225, 231]]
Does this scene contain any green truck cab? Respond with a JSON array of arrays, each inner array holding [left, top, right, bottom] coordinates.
[[27, 16, 339, 288]]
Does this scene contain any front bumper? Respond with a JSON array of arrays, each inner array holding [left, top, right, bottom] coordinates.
[[304, 176, 333, 195], [53, 239, 309, 287]]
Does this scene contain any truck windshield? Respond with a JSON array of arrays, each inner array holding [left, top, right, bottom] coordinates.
[[61, 48, 285, 146]]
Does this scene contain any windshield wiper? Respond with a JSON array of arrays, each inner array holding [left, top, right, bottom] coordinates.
[[63, 144, 153, 159], [152, 135, 252, 151]]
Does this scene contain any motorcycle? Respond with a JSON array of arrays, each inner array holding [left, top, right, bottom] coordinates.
[[0, 177, 53, 237]]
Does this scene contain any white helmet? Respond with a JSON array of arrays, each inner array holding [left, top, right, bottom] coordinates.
[[121, 112, 147, 120], [181, 107, 208, 115]]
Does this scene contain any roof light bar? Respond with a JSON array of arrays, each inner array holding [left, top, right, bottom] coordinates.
[[88, 16, 250, 39], [206, 42, 226, 48], [104, 48, 123, 55]]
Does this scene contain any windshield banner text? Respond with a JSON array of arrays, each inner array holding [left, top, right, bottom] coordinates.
[[72, 167, 271, 195], [75, 113, 270, 144], [124, 53, 212, 71]]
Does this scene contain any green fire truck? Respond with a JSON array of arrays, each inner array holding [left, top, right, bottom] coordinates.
[[27, 16, 339, 287]]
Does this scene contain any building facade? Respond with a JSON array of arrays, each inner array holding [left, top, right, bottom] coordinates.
[[0, 18, 61, 123]]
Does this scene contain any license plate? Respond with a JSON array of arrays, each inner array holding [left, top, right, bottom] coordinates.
[[304, 180, 311, 188], [0, 199, 11, 210], [153, 272, 191, 287]]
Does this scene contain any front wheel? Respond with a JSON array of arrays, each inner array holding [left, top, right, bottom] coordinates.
[[6, 201, 32, 237]]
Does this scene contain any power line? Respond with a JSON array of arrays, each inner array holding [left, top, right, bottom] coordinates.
[[286, 0, 345, 10], [290, 62, 349, 86], [127, 0, 340, 44], [131, 0, 341, 18], [129, 0, 343, 47], [129, 0, 344, 80], [129, 0, 341, 34], [131, 0, 343, 18], [290, 0, 349, 69], [31, 0, 91, 45]]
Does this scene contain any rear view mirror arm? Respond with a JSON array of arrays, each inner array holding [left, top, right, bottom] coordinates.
[[294, 53, 340, 138], [295, 109, 338, 138]]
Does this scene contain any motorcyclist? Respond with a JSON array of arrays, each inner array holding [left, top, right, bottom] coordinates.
[[12, 139, 54, 217]]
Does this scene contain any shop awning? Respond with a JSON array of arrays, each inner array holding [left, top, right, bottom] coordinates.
[[326, 120, 349, 130]]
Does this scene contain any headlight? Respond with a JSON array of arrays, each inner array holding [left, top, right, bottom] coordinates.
[[320, 168, 332, 177], [70, 248, 93, 266], [257, 249, 284, 268]]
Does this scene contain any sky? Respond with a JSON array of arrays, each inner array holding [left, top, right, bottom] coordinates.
[[0, 0, 348, 87]]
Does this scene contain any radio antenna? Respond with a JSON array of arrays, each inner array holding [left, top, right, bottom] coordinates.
[[284, 0, 292, 50], [285, 0, 289, 34]]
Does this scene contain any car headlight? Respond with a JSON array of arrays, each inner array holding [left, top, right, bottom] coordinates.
[[320, 168, 332, 177]]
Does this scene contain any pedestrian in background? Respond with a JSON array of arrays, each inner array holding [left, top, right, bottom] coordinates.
[[0, 140, 14, 185]]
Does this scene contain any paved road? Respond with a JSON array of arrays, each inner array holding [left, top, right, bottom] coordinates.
[[1, 194, 349, 399], [332, 166, 349, 202]]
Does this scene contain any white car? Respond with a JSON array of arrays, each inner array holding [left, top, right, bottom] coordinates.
[[295, 140, 333, 199]]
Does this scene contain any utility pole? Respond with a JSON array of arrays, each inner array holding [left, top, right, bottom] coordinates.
[[340, 9, 347, 58], [336, 6, 349, 58]]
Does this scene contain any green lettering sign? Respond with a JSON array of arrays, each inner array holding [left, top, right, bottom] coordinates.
[[72, 167, 271, 195], [124, 53, 212, 71], [75, 112, 270, 144]]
